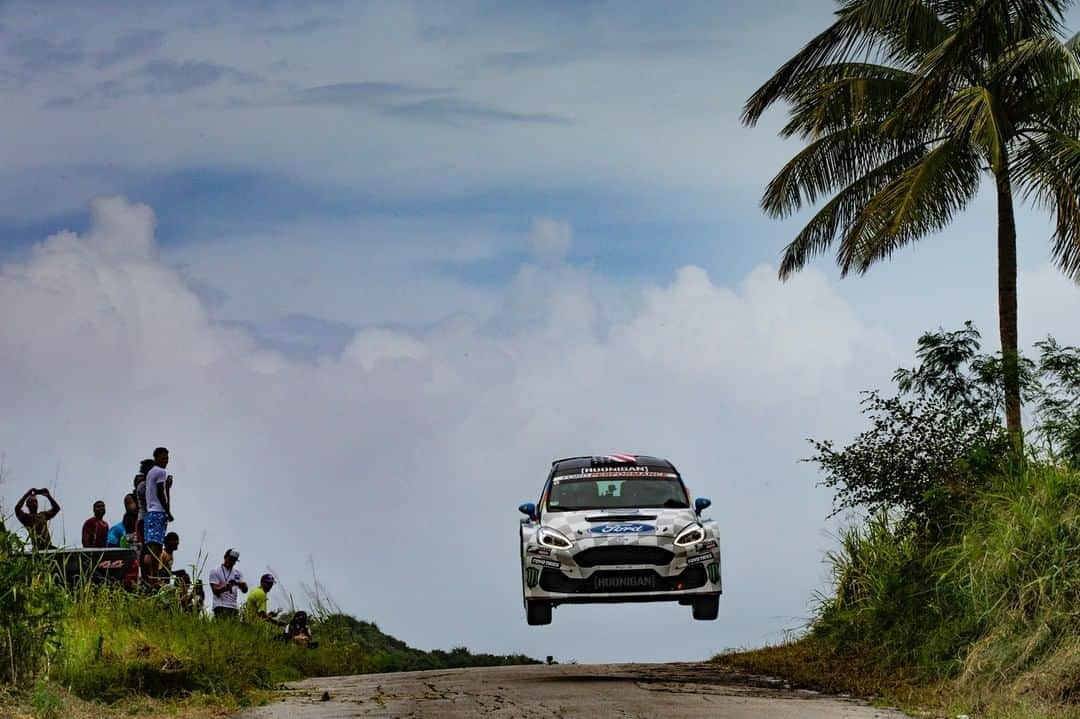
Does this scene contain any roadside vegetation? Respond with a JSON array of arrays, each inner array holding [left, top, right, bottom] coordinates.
[[717, 325, 1080, 718], [0, 533, 536, 717], [734, 0, 1080, 715]]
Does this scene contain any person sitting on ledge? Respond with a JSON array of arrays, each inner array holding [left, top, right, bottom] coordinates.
[[82, 500, 109, 548]]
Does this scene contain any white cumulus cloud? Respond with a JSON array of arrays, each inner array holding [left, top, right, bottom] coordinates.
[[0, 197, 898, 662]]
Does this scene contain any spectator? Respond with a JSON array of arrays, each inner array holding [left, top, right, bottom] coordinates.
[[153, 568, 203, 613], [107, 505, 138, 548], [133, 458, 154, 546], [81, 500, 109, 548], [244, 573, 284, 625], [15, 488, 60, 550], [209, 548, 248, 619], [284, 611, 317, 648], [145, 531, 179, 588], [122, 492, 138, 532], [141, 448, 173, 580]]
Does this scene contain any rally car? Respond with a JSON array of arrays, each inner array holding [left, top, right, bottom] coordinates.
[[518, 454, 721, 626]]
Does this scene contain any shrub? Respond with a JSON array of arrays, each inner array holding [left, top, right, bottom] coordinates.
[[0, 526, 68, 685]]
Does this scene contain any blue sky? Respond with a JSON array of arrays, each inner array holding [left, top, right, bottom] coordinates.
[[2, 0, 1080, 663]]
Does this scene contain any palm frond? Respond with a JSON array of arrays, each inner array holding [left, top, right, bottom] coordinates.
[[743, 0, 947, 126], [943, 86, 1009, 170], [778, 147, 928, 279], [781, 63, 919, 139], [838, 140, 980, 274], [762, 125, 923, 218], [1014, 132, 1080, 279]]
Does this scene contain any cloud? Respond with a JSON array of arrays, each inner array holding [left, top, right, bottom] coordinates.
[[94, 29, 165, 68], [4, 35, 84, 77], [290, 81, 443, 107], [260, 17, 336, 35], [138, 58, 259, 94], [0, 198, 897, 662], [528, 216, 573, 263], [286, 82, 572, 126], [383, 96, 573, 127]]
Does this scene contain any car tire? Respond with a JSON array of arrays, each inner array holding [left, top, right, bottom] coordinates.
[[526, 600, 552, 626], [692, 595, 719, 620]]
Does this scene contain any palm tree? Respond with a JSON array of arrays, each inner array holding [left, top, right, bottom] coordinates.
[[743, 0, 1080, 441]]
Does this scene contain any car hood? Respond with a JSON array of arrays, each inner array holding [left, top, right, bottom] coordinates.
[[541, 507, 699, 542]]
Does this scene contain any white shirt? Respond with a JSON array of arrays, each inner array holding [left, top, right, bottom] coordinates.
[[145, 466, 168, 514], [208, 564, 245, 609]]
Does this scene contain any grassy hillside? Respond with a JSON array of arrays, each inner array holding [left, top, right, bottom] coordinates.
[[717, 327, 1080, 718], [0, 576, 536, 716], [718, 460, 1079, 718]]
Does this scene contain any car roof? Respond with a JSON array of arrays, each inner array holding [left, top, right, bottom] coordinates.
[[550, 454, 678, 473]]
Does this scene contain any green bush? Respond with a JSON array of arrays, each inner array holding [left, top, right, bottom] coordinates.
[[0, 526, 67, 685], [814, 463, 1080, 704], [29, 679, 65, 719]]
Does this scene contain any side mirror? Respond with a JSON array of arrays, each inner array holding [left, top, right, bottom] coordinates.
[[694, 497, 711, 515], [518, 502, 538, 521]]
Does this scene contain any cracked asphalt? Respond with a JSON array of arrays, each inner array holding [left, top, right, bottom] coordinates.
[[236, 662, 909, 718]]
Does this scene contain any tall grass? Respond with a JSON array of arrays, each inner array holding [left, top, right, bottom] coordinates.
[[813, 462, 1080, 707], [0, 532, 68, 685], [42, 584, 536, 704]]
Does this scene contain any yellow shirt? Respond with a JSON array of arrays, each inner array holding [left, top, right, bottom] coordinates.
[[244, 586, 268, 620]]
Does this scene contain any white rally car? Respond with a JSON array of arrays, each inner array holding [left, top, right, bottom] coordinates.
[[519, 454, 721, 626]]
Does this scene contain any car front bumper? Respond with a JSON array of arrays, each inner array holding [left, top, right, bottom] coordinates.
[[522, 541, 722, 604]]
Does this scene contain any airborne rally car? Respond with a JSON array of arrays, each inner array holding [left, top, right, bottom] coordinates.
[[518, 454, 721, 626]]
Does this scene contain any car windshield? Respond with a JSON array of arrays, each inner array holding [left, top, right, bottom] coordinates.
[[546, 474, 690, 511]]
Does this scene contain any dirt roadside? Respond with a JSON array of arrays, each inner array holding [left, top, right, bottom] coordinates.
[[236, 662, 910, 718]]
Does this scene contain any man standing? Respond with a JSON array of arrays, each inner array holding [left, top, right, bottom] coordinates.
[[134, 458, 154, 546], [15, 488, 61, 550], [208, 548, 248, 619], [244, 573, 284, 625], [81, 500, 109, 548], [142, 447, 173, 579]]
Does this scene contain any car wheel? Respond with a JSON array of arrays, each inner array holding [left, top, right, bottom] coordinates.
[[526, 600, 552, 626], [692, 595, 719, 620]]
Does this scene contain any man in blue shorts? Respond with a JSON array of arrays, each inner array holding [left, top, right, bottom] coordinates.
[[141, 447, 173, 581]]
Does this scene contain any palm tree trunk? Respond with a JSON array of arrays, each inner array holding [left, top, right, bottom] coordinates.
[[994, 156, 1023, 444]]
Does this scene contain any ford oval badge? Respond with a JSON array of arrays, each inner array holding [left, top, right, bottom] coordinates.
[[589, 523, 656, 535]]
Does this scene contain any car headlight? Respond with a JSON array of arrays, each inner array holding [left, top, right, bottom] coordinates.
[[674, 523, 706, 547], [538, 527, 573, 550]]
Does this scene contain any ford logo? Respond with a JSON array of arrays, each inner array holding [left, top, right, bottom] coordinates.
[[589, 523, 656, 534]]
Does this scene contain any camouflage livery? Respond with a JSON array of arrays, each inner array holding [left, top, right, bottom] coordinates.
[[519, 454, 722, 625]]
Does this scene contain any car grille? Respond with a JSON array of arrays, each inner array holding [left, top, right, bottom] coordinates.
[[539, 565, 707, 594], [573, 546, 674, 567]]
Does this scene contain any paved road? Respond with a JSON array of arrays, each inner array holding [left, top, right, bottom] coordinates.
[[237, 662, 909, 718]]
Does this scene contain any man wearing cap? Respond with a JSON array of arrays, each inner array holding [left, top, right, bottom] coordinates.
[[81, 500, 109, 548], [208, 548, 248, 618], [244, 573, 284, 625]]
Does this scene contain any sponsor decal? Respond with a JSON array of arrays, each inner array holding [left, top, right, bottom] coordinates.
[[526, 546, 551, 555], [531, 557, 561, 569], [525, 567, 540, 588], [554, 467, 678, 481], [594, 574, 656, 590], [687, 553, 713, 565], [707, 563, 720, 584], [589, 523, 655, 535], [700, 540, 718, 550]]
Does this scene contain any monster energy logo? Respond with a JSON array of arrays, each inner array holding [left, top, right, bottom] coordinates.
[[707, 563, 720, 584], [526, 567, 540, 588]]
